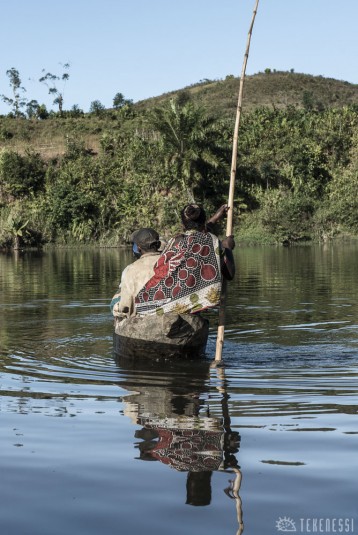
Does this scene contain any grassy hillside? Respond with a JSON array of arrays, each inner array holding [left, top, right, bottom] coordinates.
[[136, 71, 358, 117], [1, 71, 357, 159]]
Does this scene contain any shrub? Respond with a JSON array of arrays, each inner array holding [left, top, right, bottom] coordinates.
[[0, 150, 46, 201], [258, 188, 314, 244]]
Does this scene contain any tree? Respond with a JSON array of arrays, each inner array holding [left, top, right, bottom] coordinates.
[[324, 130, 358, 231], [36, 104, 49, 120], [26, 100, 40, 119], [113, 92, 133, 109], [258, 187, 314, 244], [39, 62, 70, 114], [89, 100, 106, 116], [149, 98, 225, 201], [0, 150, 46, 201], [69, 104, 84, 117], [1, 68, 27, 117]]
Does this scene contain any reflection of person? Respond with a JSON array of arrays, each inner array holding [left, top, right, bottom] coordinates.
[[136, 423, 239, 471], [111, 228, 161, 318], [117, 356, 241, 508], [135, 204, 235, 315], [135, 411, 240, 508]]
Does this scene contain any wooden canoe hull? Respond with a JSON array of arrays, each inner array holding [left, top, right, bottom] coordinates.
[[113, 313, 209, 359]]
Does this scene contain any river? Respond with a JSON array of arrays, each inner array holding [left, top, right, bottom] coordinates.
[[0, 244, 357, 535]]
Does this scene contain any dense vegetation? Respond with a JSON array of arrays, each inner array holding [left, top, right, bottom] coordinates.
[[0, 71, 357, 249]]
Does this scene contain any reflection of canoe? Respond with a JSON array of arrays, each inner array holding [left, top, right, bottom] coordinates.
[[115, 355, 241, 509], [113, 313, 209, 359]]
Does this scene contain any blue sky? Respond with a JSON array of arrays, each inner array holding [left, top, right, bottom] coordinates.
[[0, 0, 357, 114]]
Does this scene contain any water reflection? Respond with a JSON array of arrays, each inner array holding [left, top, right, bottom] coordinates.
[[116, 356, 243, 531], [1, 246, 358, 534]]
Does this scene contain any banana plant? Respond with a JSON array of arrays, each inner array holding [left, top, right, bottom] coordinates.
[[4, 215, 29, 249]]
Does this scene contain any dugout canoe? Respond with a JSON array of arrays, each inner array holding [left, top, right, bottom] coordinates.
[[113, 312, 209, 359]]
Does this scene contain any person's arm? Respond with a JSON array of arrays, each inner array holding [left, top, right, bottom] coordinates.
[[110, 289, 121, 316], [220, 235, 235, 281], [207, 204, 229, 226], [111, 265, 134, 317], [110, 267, 126, 317], [118, 269, 135, 316], [206, 205, 229, 235]]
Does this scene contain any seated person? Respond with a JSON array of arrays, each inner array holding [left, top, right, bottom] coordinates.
[[135, 204, 235, 316], [111, 228, 161, 318]]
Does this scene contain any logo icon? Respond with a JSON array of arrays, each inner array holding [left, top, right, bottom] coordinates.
[[276, 517, 297, 532]]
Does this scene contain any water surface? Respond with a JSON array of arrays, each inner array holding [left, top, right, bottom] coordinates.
[[1, 245, 357, 535]]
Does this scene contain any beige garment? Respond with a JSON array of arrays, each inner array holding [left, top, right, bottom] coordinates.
[[113, 252, 160, 317]]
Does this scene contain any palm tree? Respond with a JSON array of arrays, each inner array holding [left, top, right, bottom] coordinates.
[[149, 97, 225, 202]]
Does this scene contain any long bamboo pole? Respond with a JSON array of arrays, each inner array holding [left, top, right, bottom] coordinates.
[[215, 0, 260, 362]]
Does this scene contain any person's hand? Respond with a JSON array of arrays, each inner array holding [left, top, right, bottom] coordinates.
[[221, 235, 235, 250], [207, 204, 229, 225]]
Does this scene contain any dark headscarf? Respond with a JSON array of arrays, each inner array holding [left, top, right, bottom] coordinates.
[[180, 204, 206, 230]]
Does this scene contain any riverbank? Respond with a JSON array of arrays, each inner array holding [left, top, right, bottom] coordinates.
[[2, 225, 358, 252], [1, 92, 357, 251]]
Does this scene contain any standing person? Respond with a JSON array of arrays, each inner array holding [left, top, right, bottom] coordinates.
[[135, 204, 235, 316], [111, 228, 161, 318]]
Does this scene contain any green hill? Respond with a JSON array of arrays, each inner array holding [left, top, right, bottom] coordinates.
[[135, 71, 358, 117], [0, 71, 357, 159]]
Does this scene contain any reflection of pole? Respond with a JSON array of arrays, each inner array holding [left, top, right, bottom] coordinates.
[[232, 468, 244, 535], [224, 468, 244, 535], [214, 366, 244, 534], [214, 366, 231, 430]]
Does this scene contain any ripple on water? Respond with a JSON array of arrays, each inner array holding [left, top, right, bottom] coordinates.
[[1, 247, 358, 535]]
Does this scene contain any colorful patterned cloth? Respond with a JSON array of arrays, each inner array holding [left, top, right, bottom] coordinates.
[[135, 231, 222, 315], [140, 426, 224, 472]]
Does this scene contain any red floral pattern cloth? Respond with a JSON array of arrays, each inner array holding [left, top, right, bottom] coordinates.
[[142, 426, 223, 472], [135, 230, 222, 315]]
